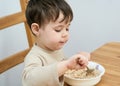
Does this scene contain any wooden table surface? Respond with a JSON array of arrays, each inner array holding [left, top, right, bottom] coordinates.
[[65, 42, 120, 86], [91, 42, 120, 86]]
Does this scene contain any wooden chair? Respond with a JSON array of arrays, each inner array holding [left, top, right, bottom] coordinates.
[[0, 0, 34, 74]]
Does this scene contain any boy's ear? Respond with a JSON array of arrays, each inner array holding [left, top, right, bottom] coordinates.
[[31, 23, 40, 36]]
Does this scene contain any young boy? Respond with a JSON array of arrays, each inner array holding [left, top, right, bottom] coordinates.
[[22, 0, 90, 86]]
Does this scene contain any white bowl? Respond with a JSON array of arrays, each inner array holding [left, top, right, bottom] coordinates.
[[64, 61, 105, 86]]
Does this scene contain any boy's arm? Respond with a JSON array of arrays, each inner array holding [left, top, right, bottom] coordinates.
[[22, 55, 61, 86]]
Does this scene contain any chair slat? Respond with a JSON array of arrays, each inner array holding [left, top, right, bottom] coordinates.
[[0, 12, 26, 30], [0, 48, 30, 74]]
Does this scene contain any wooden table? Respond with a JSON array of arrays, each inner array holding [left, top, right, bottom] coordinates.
[[65, 42, 120, 86], [91, 42, 120, 86]]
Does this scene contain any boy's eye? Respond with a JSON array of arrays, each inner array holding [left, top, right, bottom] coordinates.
[[55, 28, 69, 32], [55, 29, 61, 32], [54, 27, 62, 32]]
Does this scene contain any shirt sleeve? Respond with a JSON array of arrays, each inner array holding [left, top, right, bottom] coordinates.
[[22, 55, 61, 86]]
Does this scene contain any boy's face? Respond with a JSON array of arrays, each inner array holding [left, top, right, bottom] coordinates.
[[36, 13, 71, 51]]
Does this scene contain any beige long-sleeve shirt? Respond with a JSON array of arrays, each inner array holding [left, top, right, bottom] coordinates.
[[22, 45, 65, 86]]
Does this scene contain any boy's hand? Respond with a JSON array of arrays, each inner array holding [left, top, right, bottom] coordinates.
[[66, 52, 90, 70]]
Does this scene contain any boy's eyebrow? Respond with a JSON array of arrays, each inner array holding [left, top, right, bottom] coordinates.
[[53, 25, 63, 29], [53, 24, 70, 29]]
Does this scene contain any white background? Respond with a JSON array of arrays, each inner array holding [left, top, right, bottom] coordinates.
[[0, 0, 120, 86]]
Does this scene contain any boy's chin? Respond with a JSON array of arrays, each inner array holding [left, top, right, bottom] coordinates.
[[53, 46, 63, 51]]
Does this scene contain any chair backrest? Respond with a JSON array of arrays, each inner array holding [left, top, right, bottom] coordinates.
[[0, 0, 34, 74]]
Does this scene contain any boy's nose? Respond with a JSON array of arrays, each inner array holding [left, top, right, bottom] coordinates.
[[62, 31, 69, 37]]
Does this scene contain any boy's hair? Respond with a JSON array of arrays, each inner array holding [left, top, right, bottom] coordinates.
[[26, 0, 73, 28]]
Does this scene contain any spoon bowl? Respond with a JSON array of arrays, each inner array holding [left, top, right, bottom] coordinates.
[[86, 66, 95, 74]]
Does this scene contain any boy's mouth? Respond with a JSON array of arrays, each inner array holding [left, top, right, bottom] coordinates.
[[59, 40, 67, 45], [60, 41, 65, 44]]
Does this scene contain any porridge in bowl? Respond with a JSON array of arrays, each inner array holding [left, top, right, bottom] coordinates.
[[65, 67, 100, 79], [64, 61, 105, 86]]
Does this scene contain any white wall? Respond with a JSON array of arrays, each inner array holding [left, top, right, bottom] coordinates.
[[64, 0, 120, 56], [0, 0, 120, 86]]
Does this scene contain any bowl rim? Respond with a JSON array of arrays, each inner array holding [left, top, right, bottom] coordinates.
[[64, 61, 105, 80]]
